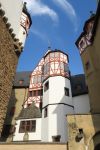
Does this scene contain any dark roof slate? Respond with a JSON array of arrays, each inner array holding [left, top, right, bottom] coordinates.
[[13, 71, 31, 88], [70, 74, 88, 97], [13, 72, 88, 96], [18, 102, 42, 119]]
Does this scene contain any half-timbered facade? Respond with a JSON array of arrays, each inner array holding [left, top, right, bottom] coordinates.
[[13, 49, 90, 143]]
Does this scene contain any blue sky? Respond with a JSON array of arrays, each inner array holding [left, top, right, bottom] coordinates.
[[17, 0, 97, 75]]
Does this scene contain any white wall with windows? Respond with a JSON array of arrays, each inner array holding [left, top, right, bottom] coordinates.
[[42, 76, 73, 142], [13, 118, 41, 141]]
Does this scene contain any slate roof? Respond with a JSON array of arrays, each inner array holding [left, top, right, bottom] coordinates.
[[13, 71, 88, 96], [13, 71, 31, 88], [70, 74, 88, 97], [18, 102, 42, 119]]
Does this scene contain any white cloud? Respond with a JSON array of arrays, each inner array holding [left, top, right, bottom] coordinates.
[[52, 0, 78, 31], [23, 0, 59, 23], [30, 28, 47, 41]]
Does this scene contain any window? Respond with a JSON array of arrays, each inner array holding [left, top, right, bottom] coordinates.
[[44, 81, 49, 92], [44, 107, 48, 118], [64, 87, 69, 96], [9, 107, 15, 116], [19, 80, 24, 85], [33, 90, 37, 96], [52, 135, 61, 142], [64, 63, 69, 72], [44, 64, 50, 75], [32, 90, 43, 96], [29, 91, 32, 97], [38, 89, 43, 96], [19, 120, 36, 133], [39, 101, 42, 112], [60, 62, 64, 70], [85, 61, 90, 70]]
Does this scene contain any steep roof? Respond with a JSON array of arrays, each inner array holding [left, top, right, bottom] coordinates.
[[13, 71, 88, 96], [17, 102, 42, 119], [75, 0, 100, 46], [70, 74, 88, 97], [13, 71, 31, 88]]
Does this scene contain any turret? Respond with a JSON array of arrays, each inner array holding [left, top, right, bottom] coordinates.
[[41, 50, 73, 142], [75, 1, 100, 113]]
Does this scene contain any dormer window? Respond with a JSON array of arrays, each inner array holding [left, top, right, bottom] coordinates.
[[19, 80, 24, 85]]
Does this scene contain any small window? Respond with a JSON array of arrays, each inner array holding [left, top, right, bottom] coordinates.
[[40, 101, 42, 112], [52, 135, 61, 142], [64, 63, 69, 72], [64, 87, 69, 96], [80, 40, 84, 48], [44, 107, 48, 118], [85, 61, 90, 70], [9, 107, 15, 116], [29, 91, 32, 97], [38, 89, 43, 96], [19, 120, 36, 133], [79, 128, 83, 134], [44, 81, 49, 92], [33, 90, 37, 96], [19, 80, 24, 85]]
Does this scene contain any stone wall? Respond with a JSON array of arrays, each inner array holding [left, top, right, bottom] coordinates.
[[67, 114, 100, 150], [0, 143, 67, 150], [0, 15, 19, 135], [2, 88, 29, 142]]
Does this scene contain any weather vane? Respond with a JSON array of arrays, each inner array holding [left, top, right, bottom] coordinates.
[[48, 40, 51, 49]]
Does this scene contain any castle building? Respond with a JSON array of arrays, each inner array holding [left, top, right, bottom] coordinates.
[[75, 1, 100, 113], [68, 1, 100, 149], [0, 1, 100, 150], [0, 0, 32, 136], [2, 49, 90, 143]]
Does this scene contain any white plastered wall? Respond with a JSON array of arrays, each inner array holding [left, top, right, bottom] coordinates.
[[42, 76, 73, 142], [73, 94, 90, 114], [13, 118, 41, 141], [0, 0, 27, 46]]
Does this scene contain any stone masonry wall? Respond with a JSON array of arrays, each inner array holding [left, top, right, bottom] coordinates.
[[0, 15, 19, 135], [0, 143, 67, 150]]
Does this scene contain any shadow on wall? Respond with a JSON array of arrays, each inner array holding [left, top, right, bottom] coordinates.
[[0, 89, 17, 142], [52, 94, 73, 142], [88, 118, 100, 150]]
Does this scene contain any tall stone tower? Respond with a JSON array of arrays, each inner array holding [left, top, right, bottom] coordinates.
[[0, 0, 32, 136], [75, 1, 100, 113], [41, 50, 73, 142]]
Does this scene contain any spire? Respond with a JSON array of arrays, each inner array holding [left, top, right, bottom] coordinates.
[[48, 39, 51, 50], [44, 41, 52, 56]]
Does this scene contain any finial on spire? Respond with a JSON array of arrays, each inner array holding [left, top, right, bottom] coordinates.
[[48, 40, 51, 50]]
